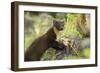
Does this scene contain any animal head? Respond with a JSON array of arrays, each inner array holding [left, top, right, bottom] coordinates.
[[53, 20, 65, 31]]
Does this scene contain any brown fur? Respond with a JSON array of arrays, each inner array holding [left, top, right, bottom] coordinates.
[[24, 27, 58, 61]]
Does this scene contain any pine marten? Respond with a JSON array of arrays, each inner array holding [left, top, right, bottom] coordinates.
[[24, 20, 66, 61]]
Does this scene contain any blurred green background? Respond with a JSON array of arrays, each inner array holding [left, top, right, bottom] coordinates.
[[24, 11, 90, 60]]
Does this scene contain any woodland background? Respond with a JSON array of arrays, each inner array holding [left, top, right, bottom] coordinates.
[[24, 11, 90, 60]]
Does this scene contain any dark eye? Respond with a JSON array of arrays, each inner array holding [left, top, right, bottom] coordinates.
[[55, 21, 59, 24], [54, 21, 58, 24]]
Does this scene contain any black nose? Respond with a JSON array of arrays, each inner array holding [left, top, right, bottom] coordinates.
[[60, 26, 64, 30]]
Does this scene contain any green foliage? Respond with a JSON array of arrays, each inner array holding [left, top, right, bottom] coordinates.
[[63, 55, 82, 60], [57, 14, 82, 42], [82, 48, 90, 58], [41, 48, 56, 60]]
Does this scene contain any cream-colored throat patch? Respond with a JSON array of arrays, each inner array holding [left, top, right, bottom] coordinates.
[[53, 27, 59, 35]]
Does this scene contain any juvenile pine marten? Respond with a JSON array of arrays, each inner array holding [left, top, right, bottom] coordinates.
[[25, 20, 66, 61]]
